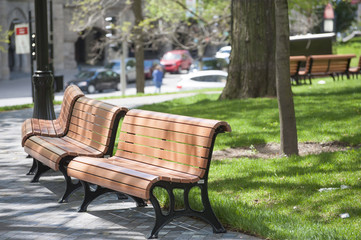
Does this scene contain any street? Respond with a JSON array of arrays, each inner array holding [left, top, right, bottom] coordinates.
[[0, 69, 187, 107]]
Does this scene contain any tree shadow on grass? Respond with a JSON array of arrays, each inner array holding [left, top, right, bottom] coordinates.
[[206, 149, 361, 237]]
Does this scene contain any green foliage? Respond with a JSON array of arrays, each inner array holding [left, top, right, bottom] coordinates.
[[0, 26, 13, 52], [289, 0, 328, 16], [334, 0, 358, 33]]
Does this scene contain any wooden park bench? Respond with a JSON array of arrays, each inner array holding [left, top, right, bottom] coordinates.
[[21, 85, 84, 175], [300, 54, 356, 84], [290, 56, 307, 85], [23, 93, 128, 203], [67, 109, 231, 238], [349, 55, 361, 79]]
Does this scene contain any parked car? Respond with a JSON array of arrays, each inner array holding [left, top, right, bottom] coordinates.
[[160, 50, 193, 74], [104, 58, 136, 82], [144, 59, 160, 79], [176, 70, 228, 91], [190, 57, 228, 72], [215, 46, 231, 64], [66, 69, 120, 94]]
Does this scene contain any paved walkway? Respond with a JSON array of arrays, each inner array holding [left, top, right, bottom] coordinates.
[[0, 96, 261, 239]]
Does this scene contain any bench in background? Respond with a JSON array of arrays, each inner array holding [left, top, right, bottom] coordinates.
[[290, 56, 307, 85], [300, 54, 356, 84]]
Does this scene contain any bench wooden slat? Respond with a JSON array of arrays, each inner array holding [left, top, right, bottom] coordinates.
[[68, 123, 110, 146], [29, 136, 68, 156], [71, 109, 113, 129], [67, 130, 107, 153], [74, 101, 118, 121], [52, 120, 64, 136], [24, 146, 58, 170], [39, 137, 101, 156], [121, 122, 211, 147], [70, 117, 112, 137], [126, 109, 227, 130], [71, 157, 158, 181], [38, 119, 56, 136], [32, 119, 40, 133], [119, 133, 209, 158], [123, 115, 215, 138], [117, 141, 208, 169], [104, 157, 199, 183], [68, 168, 149, 199], [61, 136, 102, 154], [76, 97, 123, 113], [115, 150, 205, 177]]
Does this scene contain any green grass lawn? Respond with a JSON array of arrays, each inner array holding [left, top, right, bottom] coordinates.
[[138, 77, 361, 240]]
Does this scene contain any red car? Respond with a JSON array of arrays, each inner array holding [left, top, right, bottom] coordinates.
[[160, 50, 193, 73]]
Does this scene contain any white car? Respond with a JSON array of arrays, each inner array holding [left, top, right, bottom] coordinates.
[[215, 46, 231, 64], [176, 70, 228, 91]]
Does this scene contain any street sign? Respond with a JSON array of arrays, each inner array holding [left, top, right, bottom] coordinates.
[[15, 23, 30, 54]]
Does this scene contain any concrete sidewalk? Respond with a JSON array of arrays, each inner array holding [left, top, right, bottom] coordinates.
[[0, 97, 260, 239]]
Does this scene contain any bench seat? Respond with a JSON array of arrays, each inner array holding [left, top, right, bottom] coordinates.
[[68, 156, 201, 200], [24, 136, 103, 171]]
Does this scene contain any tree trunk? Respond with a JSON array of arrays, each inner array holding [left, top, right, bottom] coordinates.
[[132, 0, 145, 94], [275, 0, 298, 156], [219, 0, 276, 100]]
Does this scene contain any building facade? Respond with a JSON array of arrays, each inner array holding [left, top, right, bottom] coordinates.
[[0, 0, 131, 81]]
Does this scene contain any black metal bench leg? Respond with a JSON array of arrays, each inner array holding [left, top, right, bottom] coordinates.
[[148, 182, 226, 239], [116, 192, 128, 200], [30, 160, 50, 183], [199, 185, 226, 233], [26, 158, 37, 175], [148, 186, 173, 239], [129, 196, 148, 207], [78, 181, 115, 212], [58, 164, 81, 203]]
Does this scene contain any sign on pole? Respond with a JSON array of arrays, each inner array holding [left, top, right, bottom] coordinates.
[[15, 23, 30, 54]]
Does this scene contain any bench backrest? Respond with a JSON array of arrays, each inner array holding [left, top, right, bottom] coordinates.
[[290, 56, 306, 76], [115, 109, 231, 179], [309, 54, 355, 74], [53, 85, 85, 136], [21, 85, 84, 146], [66, 97, 128, 155]]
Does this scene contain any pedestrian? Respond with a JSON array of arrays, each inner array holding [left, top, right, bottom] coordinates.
[[152, 65, 163, 93]]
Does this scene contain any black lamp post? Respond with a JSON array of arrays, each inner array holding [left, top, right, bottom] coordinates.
[[32, 0, 55, 119]]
